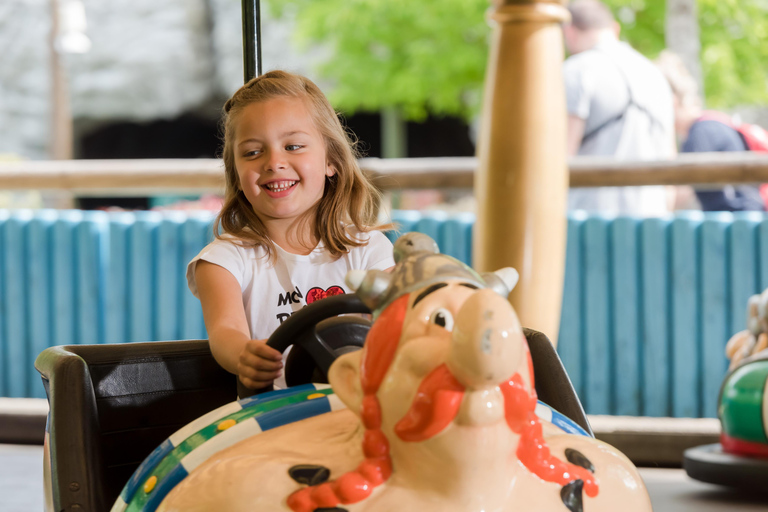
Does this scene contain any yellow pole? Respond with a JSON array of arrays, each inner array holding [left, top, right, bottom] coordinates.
[[475, 0, 570, 344]]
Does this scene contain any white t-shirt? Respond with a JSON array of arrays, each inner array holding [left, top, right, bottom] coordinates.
[[186, 229, 394, 387], [564, 40, 675, 216]]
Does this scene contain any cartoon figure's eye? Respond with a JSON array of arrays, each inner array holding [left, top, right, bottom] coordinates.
[[429, 308, 454, 331]]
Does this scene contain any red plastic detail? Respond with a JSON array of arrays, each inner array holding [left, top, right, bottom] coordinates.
[[309, 483, 337, 508], [394, 364, 465, 442], [286, 296, 409, 512], [361, 395, 381, 429], [360, 295, 409, 394], [363, 429, 389, 458], [721, 433, 768, 458], [500, 372, 599, 498], [357, 458, 387, 485], [335, 472, 371, 502]]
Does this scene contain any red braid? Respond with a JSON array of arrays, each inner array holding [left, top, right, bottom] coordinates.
[[286, 295, 410, 512], [500, 345, 599, 497]]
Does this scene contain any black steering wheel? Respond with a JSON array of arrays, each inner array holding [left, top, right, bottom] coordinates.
[[241, 294, 372, 397]]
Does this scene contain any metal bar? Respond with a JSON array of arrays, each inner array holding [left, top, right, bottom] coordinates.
[[241, 0, 262, 82]]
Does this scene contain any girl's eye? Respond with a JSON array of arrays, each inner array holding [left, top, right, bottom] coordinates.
[[243, 149, 261, 157], [429, 308, 454, 331], [286, 144, 303, 151]]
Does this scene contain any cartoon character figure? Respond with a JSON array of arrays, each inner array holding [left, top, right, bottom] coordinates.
[[718, 288, 768, 459], [725, 289, 768, 370], [684, 289, 768, 488], [144, 233, 651, 512]]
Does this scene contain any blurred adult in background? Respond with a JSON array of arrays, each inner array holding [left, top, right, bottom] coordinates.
[[656, 51, 765, 212], [562, 0, 676, 216]]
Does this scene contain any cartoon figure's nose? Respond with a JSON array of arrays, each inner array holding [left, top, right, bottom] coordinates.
[[447, 289, 523, 390]]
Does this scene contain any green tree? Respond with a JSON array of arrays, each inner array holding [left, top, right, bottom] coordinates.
[[267, 0, 490, 121], [605, 0, 768, 108], [270, 0, 768, 118], [697, 0, 768, 107]]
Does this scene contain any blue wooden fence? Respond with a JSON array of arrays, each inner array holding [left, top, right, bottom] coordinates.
[[1, 208, 766, 418]]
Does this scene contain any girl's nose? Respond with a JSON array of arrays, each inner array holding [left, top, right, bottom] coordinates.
[[265, 149, 287, 172]]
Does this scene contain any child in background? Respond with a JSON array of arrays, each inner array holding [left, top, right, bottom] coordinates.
[[187, 70, 394, 393]]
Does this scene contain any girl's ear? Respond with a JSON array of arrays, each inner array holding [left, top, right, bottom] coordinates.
[[326, 163, 337, 177]]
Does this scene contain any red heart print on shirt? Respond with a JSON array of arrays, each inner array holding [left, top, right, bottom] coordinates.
[[305, 285, 345, 304]]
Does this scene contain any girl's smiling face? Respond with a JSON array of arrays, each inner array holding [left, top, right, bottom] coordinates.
[[234, 96, 335, 230]]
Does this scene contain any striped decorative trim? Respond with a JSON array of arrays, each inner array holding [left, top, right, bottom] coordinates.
[[113, 384, 334, 512], [535, 401, 590, 438]]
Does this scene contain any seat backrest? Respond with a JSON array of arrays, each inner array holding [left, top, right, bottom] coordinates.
[[35, 340, 237, 512], [525, 328, 592, 436]]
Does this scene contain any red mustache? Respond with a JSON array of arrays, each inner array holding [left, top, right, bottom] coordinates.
[[394, 364, 465, 442], [392, 361, 599, 498]]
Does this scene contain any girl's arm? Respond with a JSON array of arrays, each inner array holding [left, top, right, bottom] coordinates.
[[195, 260, 283, 388]]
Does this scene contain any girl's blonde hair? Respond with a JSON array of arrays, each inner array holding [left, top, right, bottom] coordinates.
[[216, 70, 387, 259]]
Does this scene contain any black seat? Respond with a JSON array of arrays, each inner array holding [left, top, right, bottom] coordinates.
[[35, 329, 590, 512], [35, 340, 237, 512], [524, 328, 592, 436]]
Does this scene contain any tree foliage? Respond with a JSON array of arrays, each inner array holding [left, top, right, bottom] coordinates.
[[267, 0, 490, 120], [604, 0, 768, 108], [269, 0, 768, 118]]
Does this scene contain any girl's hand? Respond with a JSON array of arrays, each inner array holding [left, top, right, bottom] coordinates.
[[237, 339, 284, 389]]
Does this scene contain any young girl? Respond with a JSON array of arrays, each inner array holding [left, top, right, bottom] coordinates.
[[187, 70, 394, 392]]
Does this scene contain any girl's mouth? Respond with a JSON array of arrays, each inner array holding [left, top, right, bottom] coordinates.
[[262, 180, 298, 195]]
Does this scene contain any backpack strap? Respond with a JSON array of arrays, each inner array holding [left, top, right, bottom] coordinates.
[[580, 49, 665, 144]]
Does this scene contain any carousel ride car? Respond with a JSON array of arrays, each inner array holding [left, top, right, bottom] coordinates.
[[683, 289, 768, 490], [37, 234, 652, 512]]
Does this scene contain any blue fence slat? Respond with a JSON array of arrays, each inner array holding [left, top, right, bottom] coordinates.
[[77, 212, 107, 346], [6, 212, 32, 397], [26, 211, 57, 398], [729, 214, 760, 334], [156, 214, 184, 341], [640, 218, 671, 417], [582, 217, 612, 415], [129, 212, 161, 342], [52, 211, 80, 347], [0, 211, 6, 396], [439, 213, 474, 266], [670, 215, 702, 417], [105, 214, 133, 344], [610, 217, 641, 416], [389, 210, 422, 244], [180, 213, 213, 340], [558, 214, 586, 399], [2, 211, 31, 397], [413, 212, 447, 250], [699, 214, 730, 417]]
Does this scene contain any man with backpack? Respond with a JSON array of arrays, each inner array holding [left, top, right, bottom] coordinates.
[[657, 51, 766, 212], [562, 0, 677, 216]]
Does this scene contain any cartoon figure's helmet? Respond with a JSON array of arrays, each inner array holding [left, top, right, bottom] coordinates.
[[346, 233, 519, 318]]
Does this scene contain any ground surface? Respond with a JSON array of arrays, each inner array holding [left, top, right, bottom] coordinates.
[[1, 444, 766, 512]]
